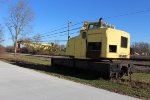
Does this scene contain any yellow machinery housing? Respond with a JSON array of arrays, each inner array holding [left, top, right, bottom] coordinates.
[[51, 18, 133, 79], [66, 19, 130, 59]]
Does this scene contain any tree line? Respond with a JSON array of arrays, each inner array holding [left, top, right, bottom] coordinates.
[[131, 42, 150, 56]]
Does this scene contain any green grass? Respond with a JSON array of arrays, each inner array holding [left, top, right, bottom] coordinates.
[[42, 71, 150, 99], [123, 73, 150, 84], [21, 56, 50, 65], [1, 55, 150, 99]]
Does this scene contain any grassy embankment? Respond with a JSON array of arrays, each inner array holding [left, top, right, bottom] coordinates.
[[0, 54, 150, 99]]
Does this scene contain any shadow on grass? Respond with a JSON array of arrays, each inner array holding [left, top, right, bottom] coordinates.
[[11, 60, 101, 80]]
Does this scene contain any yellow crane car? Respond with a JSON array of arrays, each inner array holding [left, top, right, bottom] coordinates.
[[51, 18, 132, 79], [66, 18, 130, 59]]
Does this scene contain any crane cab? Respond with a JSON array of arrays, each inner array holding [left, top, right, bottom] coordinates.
[[66, 19, 130, 60]]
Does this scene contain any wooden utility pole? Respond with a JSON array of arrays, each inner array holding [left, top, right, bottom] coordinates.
[[68, 20, 71, 41]]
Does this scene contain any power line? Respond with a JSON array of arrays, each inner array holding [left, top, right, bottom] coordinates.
[[42, 32, 76, 40], [30, 21, 83, 38], [41, 33, 71, 40], [32, 9, 150, 43], [40, 27, 81, 39], [40, 30, 68, 38], [47, 23, 67, 30], [38, 9, 150, 37], [37, 26, 68, 37], [42, 40, 68, 43], [105, 9, 150, 19], [71, 21, 84, 27], [41, 31, 80, 40], [29, 23, 68, 36], [40, 22, 83, 36]]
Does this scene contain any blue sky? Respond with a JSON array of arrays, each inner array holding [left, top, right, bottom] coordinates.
[[0, 0, 150, 46]]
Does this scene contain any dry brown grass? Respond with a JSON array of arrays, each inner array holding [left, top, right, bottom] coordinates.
[[0, 46, 5, 57]]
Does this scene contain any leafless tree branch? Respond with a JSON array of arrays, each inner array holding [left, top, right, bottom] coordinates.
[[131, 42, 150, 55], [0, 25, 3, 43], [5, 0, 34, 55]]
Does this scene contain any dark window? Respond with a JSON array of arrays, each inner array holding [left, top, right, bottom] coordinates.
[[87, 42, 101, 51], [109, 45, 117, 52], [93, 23, 100, 29], [88, 24, 94, 30], [82, 32, 86, 39], [88, 23, 100, 30], [102, 23, 106, 28], [121, 36, 128, 48]]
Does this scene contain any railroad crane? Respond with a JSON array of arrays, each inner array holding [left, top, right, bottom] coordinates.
[[17, 40, 57, 53], [51, 18, 132, 79]]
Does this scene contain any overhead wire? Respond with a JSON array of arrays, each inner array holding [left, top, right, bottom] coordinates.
[[105, 9, 150, 19], [70, 21, 84, 27], [31, 9, 150, 43], [41, 27, 81, 38], [28, 23, 68, 36], [42, 39, 68, 43], [41, 27, 81, 39], [30, 21, 83, 38]]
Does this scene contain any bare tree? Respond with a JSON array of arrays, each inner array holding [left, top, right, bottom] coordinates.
[[0, 25, 4, 43], [6, 0, 34, 55], [32, 33, 42, 43], [0, 25, 4, 55], [131, 42, 150, 55]]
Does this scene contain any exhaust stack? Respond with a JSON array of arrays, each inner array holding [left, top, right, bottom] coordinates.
[[99, 17, 103, 28]]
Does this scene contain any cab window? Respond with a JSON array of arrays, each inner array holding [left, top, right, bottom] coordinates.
[[109, 45, 117, 52], [82, 32, 86, 39], [88, 23, 100, 30], [87, 42, 102, 51], [121, 36, 128, 48], [88, 24, 94, 30]]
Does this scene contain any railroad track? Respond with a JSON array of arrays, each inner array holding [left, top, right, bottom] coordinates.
[[8, 53, 150, 67]]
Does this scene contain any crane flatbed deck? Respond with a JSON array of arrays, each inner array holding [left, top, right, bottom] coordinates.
[[51, 57, 132, 79]]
